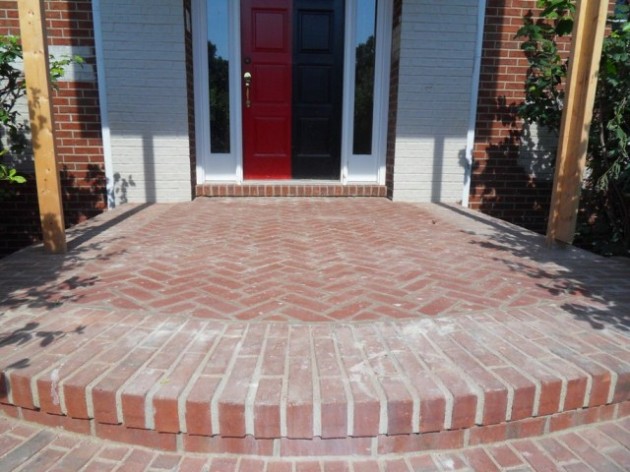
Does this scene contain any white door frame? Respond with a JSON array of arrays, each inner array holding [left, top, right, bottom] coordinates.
[[193, 0, 392, 185]]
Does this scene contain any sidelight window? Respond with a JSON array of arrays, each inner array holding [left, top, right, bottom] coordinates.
[[352, 0, 377, 155], [208, 0, 231, 153]]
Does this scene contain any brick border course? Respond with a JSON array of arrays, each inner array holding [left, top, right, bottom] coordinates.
[[196, 184, 387, 198], [0, 402, 628, 457]]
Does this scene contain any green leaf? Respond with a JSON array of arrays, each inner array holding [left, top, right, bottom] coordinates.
[[556, 18, 573, 36]]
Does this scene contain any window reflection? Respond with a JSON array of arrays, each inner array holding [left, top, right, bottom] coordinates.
[[353, 0, 377, 155], [208, 0, 230, 153]]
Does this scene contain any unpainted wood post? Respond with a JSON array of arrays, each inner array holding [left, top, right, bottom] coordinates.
[[17, 0, 67, 253], [546, 0, 609, 246]]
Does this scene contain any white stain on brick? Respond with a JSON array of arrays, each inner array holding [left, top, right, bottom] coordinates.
[[401, 318, 457, 338], [50, 368, 61, 406], [244, 324, 270, 436], [349, 326, 389, 435], [309, 327, 322, 438], [178, 326, 227, 434]]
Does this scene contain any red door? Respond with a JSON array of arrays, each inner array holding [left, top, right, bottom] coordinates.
[[241, 0, 293, 179]]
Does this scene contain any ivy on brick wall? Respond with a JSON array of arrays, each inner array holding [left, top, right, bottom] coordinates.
[[0, 35, 26, 186], [517, 0, 630, 256], [0, 34, 81, 190]]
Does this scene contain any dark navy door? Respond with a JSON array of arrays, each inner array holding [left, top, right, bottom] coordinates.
[[292, 0, 344, 179]]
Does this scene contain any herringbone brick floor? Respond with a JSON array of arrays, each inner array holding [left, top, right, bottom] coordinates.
[[1, 199, 626, 323]]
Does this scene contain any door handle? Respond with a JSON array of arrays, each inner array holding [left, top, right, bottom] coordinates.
[[243, 72, 252, 108]]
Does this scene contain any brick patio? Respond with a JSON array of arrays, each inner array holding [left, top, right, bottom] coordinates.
[[0, 199, 629, 462]]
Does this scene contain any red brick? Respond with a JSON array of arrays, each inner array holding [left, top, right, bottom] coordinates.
[[437, 343, 508, 425], [184, 375, 221, 436], [63, 362, 111, 419], [279, 436, 372, 457], [286, 353, 314, 439], [506, 416, 547, 439], [295, 462, 322, 472], [537, 437, 579, 463], [267, 461, 294, 472], [183, 435, 273, 455], [218, 355, 257, 437], [377, 430, 465, 454], [94, 423, 176, 451], [382, 378, 414, 435], [49, 442, 104, 472], [92, 347, 156, 424], [152, 351, 208, 433], [406, 454, 440, 471], [178, 457, 211, 472], [322, 461, 351, 472], [493, 366, 536, 420], [487, 444, 525, 468], [121, 368, 164, 429], [462, 448, 500, 472], [20, 409, 91, 435], [512, 439, 562, 471], [590, 353, 630, 404], [238, 458, 267, 472], [254, 377, 282, 438], [390, 350, 445, 433], [468, 423, 507, 445], [9, 356, 60, 410], [319, 377, 348, 439]]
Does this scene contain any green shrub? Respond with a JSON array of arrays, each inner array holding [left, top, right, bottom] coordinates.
[[517, 0, 630, 256]]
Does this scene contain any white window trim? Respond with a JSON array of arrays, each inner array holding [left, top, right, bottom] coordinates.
[[342, 0, 392, 185], [193, 0, 243, 183]]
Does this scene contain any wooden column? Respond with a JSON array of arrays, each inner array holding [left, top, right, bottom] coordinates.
[[17, 0, 67, 253], [546, 0, 609, 245]]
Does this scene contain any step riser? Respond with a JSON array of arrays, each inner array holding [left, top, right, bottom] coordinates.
[[2, 401, 628, 456], [195, 184, 388, 198]]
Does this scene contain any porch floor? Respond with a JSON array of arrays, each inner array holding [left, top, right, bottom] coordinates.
[[0, 199, 629, 464]]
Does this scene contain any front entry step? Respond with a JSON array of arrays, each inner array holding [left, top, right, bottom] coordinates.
[[1, 308, 629, 456], [196, 183, 387, 197]]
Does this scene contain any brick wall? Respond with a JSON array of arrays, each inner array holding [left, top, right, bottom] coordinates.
[[0, 0, 106, 258], [469, 0, 559, 233], [469, 0, 617, 233]]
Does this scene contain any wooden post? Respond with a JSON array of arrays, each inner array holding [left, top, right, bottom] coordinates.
[[546, 0, 609, 245], [17, 0, 67, 253]]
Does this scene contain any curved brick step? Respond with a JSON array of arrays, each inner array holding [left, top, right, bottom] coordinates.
[[1, 304, 629, 456]]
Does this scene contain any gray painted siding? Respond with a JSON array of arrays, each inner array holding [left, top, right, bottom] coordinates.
[[392, 0, 479, 202], [100, 0, 191, 204]]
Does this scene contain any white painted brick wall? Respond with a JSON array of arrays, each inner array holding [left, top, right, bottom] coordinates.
[[48, 46, 96, 82], [100, 0, 191, 204], [392, 0, 479, 203]]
